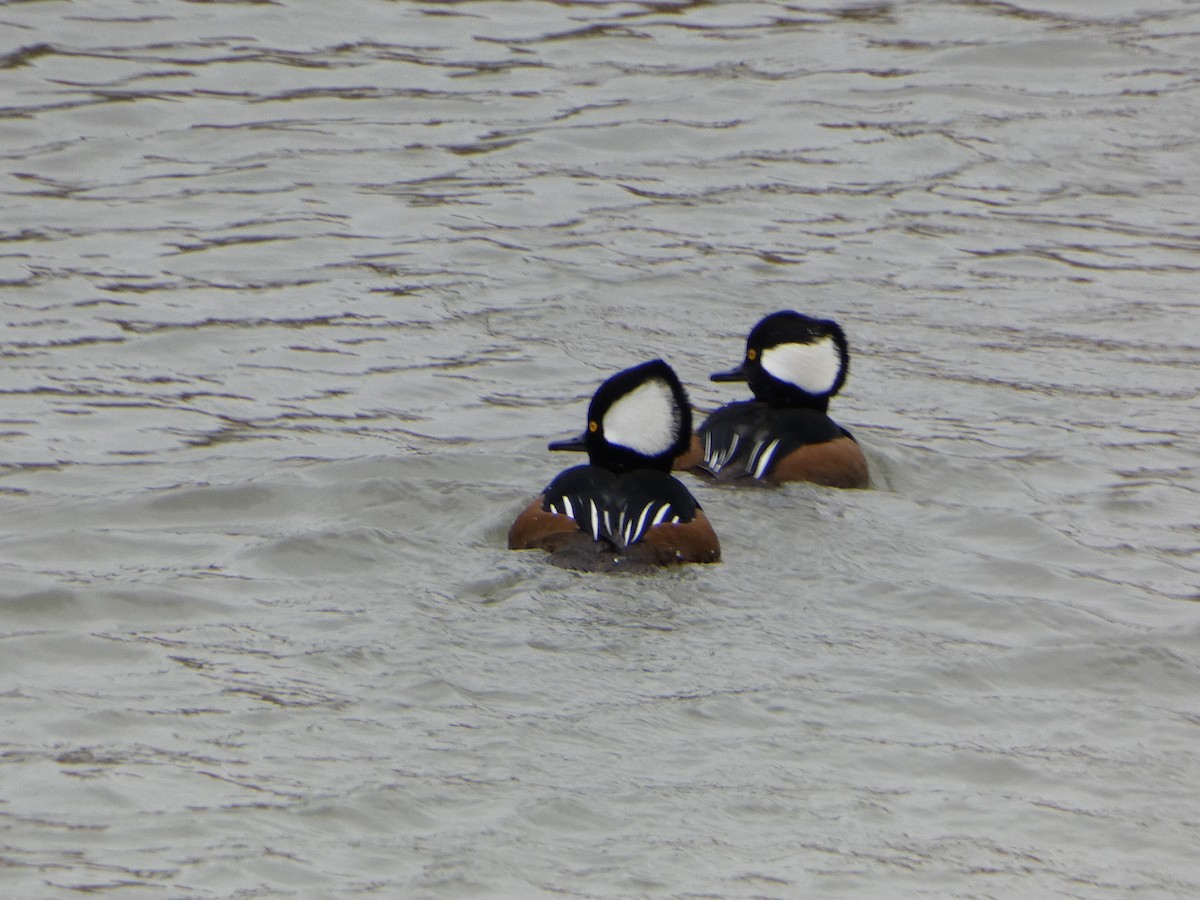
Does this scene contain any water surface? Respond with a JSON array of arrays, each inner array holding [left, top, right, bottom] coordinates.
[[2, 1, 1199, 896]]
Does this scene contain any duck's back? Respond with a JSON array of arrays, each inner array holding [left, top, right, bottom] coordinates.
[[508, 465, 720, 572], [693, 401, 868, 488]]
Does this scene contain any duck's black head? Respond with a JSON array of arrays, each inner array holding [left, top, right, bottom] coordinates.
[[549, 359, 692, 475], [711, 310, 849, 411]]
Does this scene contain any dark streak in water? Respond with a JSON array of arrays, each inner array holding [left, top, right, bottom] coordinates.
[[0, 43, 56, 70], [106, 313, 369, 333], [3, 336, 126, 352], [166, 233, 294, 254]]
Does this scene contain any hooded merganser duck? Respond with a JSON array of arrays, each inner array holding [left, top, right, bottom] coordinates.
[[508, 359, 721, 572], [675, 311, 869, 488]]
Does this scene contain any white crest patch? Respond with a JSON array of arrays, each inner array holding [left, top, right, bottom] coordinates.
[[602, 378, 679, 456], [760, 337, 841, 395]]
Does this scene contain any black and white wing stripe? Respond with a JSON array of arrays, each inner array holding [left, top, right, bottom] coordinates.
[[548, 494, 679, 549], [547, 491, 603, 542], [702, 429, 741, 475], [543, 465, 697, 550], [696, 402, 849, 482], [746, 437, 782, 481], [612, 500, 681, 548]]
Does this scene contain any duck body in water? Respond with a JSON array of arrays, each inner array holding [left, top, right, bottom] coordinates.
[[509, 359, 721, 572], [676, 311, 869, 489]]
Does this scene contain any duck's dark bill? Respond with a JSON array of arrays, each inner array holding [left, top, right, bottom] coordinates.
[[548, 432, 588, 452], [710, 364, 748, 382]]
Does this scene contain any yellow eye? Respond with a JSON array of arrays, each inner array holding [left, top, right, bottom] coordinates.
[[588, 420, 598, 433], [747, 349, 757, 361]]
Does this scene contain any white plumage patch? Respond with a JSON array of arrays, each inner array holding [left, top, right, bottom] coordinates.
[[749, 438, 782, 480], [702, 429, 739, 475], [760, 337, 841, 395], [588, 498, 601, 541], [601, 378, 679, 456], [612, 501, 674, 548], [553, 493, 678, 548]]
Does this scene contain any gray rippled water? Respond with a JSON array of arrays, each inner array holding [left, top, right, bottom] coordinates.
[[2, 1, 1199, 897]]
